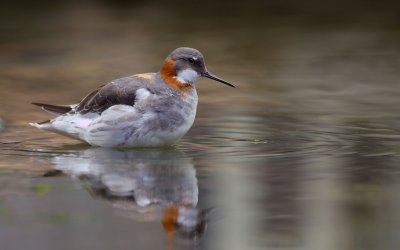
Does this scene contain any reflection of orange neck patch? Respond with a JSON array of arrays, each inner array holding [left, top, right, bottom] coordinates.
[[162, 206, 179, 235], [161, 59, 192, 93]]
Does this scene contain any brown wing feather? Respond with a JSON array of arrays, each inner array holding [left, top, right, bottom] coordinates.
[[75, 78, 142, 114], [75, 85, 104, 114], [75, 85, 104, 110], [31, 102, 72, 114]]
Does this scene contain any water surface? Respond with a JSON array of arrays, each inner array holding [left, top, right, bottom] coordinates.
[[1, 1, 400, 249]]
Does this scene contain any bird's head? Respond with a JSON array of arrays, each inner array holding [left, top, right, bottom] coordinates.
[[160, 47, 235, 91]]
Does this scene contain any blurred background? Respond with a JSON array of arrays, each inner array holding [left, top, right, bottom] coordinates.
[[1, 0, 400, 249]]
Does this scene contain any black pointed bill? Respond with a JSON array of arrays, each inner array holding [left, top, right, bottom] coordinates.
[[202, 71, 235, 88]]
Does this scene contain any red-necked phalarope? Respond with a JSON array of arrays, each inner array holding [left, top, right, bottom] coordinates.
[[30, 47, 235, 147]]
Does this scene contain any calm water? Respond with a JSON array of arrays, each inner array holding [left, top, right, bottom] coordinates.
[[2, 1, 400, 249]]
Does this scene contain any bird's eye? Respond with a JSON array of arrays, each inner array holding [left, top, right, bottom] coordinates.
[[188, 58, 195, 64]]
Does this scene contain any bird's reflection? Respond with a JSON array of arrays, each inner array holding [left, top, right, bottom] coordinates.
[[50, 147, 209, 241]]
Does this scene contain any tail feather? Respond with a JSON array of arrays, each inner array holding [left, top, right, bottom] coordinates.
[[29, 109, 96, 142], [32, 102, 72, 115], [29, 121, 51, 129]]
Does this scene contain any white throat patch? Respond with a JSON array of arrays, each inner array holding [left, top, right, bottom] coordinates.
[[176, 69, 200, 83]]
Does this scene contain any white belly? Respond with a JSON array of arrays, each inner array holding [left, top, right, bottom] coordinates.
[[124, 113, 195, 147], [85, 104, 197, 147]]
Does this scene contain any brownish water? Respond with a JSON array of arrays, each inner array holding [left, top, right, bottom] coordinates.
[[1, 1, 400, 249]]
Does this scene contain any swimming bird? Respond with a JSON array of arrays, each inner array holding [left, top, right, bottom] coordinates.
[[30, 47, 234, 147]]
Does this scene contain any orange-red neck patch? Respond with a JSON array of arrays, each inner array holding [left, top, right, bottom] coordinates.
[[160, 59, 192, 93]]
